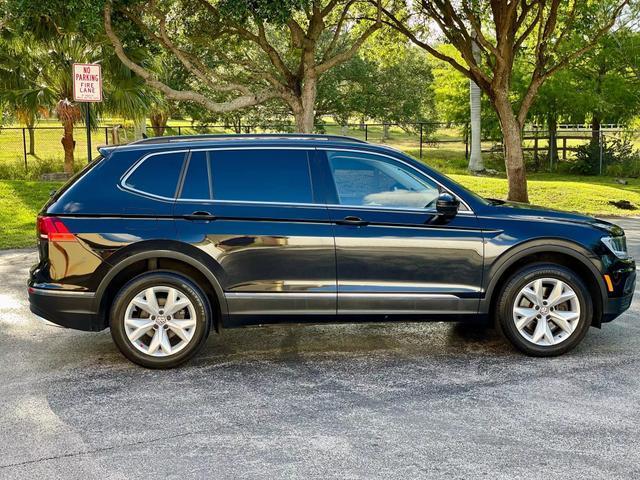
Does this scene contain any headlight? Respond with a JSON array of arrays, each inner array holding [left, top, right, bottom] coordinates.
[[601, 236, 628, 258]]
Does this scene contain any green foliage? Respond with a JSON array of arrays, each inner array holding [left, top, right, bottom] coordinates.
[[317, 42, 436, 128], [4, 0, 105, 40], [218, 0, 310, 24], [571, 138, 640, 176], [430, 45, 501, 138], [531, 30, 640, 131]]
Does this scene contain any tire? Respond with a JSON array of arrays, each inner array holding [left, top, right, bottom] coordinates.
[[496, 263, 593, 357], [110, 271, 211, 368]]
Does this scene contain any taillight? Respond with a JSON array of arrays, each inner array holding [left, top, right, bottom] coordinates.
[[37, 216, 75, 242]]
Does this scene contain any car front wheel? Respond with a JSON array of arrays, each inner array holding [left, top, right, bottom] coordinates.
[[497, 263, 593, 356], [110, 271, 211, 368]]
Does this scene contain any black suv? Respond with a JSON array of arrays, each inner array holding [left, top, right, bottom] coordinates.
[[29, 134, 635, 368]]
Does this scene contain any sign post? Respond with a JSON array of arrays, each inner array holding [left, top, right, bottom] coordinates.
[[72, 63, 102, 163]]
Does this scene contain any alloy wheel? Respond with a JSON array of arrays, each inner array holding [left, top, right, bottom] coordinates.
[[124, 286, 197, 357], [512, 277, 581, 347]]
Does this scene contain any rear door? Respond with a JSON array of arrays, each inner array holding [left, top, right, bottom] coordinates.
[[173, 148, 336, 324], [317, 148, 484, 317]]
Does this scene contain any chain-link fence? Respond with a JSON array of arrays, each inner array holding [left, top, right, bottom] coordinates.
[[1, 122, 638, 179], [0, 122, 474, 179]]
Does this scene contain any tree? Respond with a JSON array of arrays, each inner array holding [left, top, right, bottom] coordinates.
[[577, 32, 640, 143], [317, 39, 435, 129], [0, 33, 54, 155], [530, 30, 640, 167], [103, 0, 386, 133], [0, 26, 157, 172], [381, 0, 630, 202]]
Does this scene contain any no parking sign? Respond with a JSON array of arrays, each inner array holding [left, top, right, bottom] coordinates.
[[73, 63, 102, 102]]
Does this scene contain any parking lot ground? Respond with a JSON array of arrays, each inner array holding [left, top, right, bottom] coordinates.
[[1, 219, 640, 480]]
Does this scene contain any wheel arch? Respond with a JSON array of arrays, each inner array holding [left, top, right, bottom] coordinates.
[[482, 239, 607, 327], [94, 240, 228, 331]]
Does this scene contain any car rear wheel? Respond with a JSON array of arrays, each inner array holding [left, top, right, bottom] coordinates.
[[496, 263, 593, 356], [110, 271, 211, 368]]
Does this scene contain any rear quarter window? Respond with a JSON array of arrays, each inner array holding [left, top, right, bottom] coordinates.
[[124, 151, 186, 198]]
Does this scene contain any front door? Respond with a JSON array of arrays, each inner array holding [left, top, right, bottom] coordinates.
[[318, 149, 484, 317], [173, 148, 336, 324]]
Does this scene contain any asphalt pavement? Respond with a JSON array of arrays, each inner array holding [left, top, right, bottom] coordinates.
[[1, 219, 640, 479]]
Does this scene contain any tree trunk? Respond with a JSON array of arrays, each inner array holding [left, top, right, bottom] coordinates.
[[382, 123, 390, 141], [548, 114, 558, 171], [293, 77, 317, 133], [133, 117, 147, 140], [27, 125, 35, 156], [150, 112, 169, 136], [61, 121, 75, 174], [468, 33, 484, 172], [591, 113, 601, 145], [495, 95, 528, 202]]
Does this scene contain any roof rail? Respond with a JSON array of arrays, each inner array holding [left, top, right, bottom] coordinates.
[[129, 133, 369, 145]]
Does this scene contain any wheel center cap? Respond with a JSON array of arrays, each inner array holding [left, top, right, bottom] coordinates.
[[155, 315, 167, 326], [540, 306, 549, 315]]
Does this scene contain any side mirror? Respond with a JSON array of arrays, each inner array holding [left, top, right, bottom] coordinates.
[[436, 192, 460, 220]]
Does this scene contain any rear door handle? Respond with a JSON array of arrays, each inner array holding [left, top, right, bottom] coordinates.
[[184, 211, 216, 221], [336, 216, 369, 226]]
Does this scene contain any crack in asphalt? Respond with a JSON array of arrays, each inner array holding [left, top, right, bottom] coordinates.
[[0, 428, 209, 470]]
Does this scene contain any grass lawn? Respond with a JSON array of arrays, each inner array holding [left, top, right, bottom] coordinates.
[[451, 173, 640, 216], [0, 180, 61, 249]]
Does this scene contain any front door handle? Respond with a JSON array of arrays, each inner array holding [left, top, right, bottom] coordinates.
[[336, 216, 369, 226], [184, 211, 216, 221]]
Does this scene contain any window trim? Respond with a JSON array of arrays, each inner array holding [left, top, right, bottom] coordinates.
[[120, 146, 473, 214]]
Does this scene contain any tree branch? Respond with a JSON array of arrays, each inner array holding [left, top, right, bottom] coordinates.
[[315, 0, 381, 74], [104, 1, 277, 113]]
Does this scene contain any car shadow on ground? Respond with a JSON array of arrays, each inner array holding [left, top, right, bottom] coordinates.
[[25, 320, 516, 372]]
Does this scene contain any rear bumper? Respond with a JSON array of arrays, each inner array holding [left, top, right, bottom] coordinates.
[[28, 287, 103, 331]]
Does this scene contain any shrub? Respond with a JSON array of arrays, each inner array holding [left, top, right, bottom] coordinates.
[[570, 137, 640, 176], [0, 157, 83, 180]]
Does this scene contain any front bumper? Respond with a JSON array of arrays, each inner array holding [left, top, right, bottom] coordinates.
[[28, 286, 102, 331], [602, 269, 636, 323]]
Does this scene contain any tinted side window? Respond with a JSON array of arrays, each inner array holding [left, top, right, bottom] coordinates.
[[180, 151, 211, 199], [327, 151, 440, 209], [210, 149, 314, 203], [125, 152, 185, 198]]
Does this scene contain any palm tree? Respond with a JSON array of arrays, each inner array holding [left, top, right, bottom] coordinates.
[[468, 33, 484, 173], [0, 34, 54, 155], [1, 31, 157, 173]]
